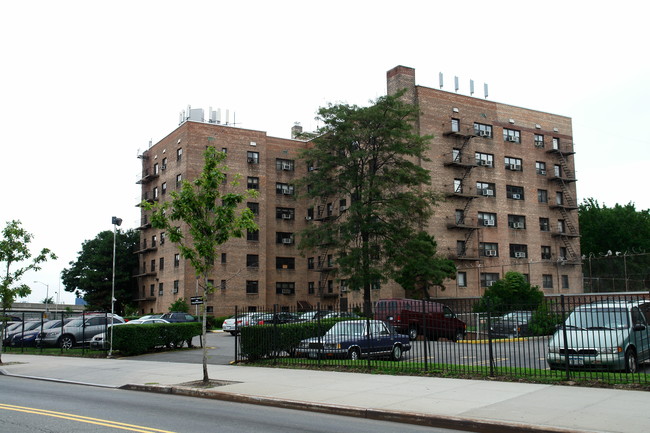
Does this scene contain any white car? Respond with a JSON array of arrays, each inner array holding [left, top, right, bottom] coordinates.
[[90, 318, 169, 350], [222, 313, 264, 335]]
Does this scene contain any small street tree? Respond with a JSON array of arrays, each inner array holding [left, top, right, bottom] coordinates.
[[143, 146, 258, 384], [299, 93, 437, 315], [61, 229, 139, 314], [0, 220, 56, 363], [394, 231, 457, 299], [474, 271, 544, 315]]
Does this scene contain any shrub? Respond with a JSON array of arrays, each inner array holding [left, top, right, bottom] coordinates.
[[112, 322, 202, 356], [528, 302, 563, 336]]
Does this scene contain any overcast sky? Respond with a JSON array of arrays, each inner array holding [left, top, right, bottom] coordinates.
[[2, 1, 648, 305]]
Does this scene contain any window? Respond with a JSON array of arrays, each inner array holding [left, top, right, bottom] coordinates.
[[535, 161, 547, 175], [508, 214, 526, 229], [247, 177, 259, 190], [221, 253, 227, 264], [453, 178, 463, 193], [246, 280, 259, 294], [539, 217, 550, 231], [559, 247, 568, 261], [276, 282, 296, 295], [220, 280, 226, 290], [480, 242, 499, 257], [542, 274, 553, 289], [504, 157, 522, 171], [306, 207, 314, 220], [552, 137, 560, 150], [247, 229, 259, 241], [276, 257, 295, 270], [176, 174, 182, 188], [276, 158, 294, 171], [150, 259, 156, 272], [474, 122, 492, 138], [153, 186, 159, 199], [475, 152, 494, 167], [538, 189, 548, 203], [339, 198, 347, 211], [276, 207, 294, 220], [153, 163, 159, 177], [506, 185, 524, 200], [534, 134, 544, 148], [510, 244, 528, 258], [478, 211, 497, 227], [503, 128, 520, 143], [247, 202, 259, 216], [161, 157, 167, 169], [541, 246, 552, 260], [451, 118, 460, 132], [247, 151, 259, 164], [308, 282, 315, 294], [456, 240, 467, 257], [555, 191, 564, 206], [159, 257, 164, 270], [150, 284, 155, 297], [276, 232, 293, 244], [174, 253, 180, 267], [176, 148, 183, 162], [457, 272, 467, 288], [480, 273, 500, 287], [173, 280, 179, 294], [307, 257, 314, 270], [476, 181, 496, 197], [276, 182, 294, 196], [452, 148, 461, 163], [161, 182, 167, 195], [557, 219, 566, 234], [246, 254, 259, 268], [158, 282, 164, 296], [152, 235, 157, 247], [221, 147, 227, 154]]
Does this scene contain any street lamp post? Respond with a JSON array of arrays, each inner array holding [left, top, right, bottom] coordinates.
[[109, 216, 122, 358], [33, 280, 49, 316]]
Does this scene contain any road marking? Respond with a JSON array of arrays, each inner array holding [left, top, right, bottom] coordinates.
[[0, 403, 176, 433]]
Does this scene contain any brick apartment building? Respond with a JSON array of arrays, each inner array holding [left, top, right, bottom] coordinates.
[[135, 65, 582, 316]]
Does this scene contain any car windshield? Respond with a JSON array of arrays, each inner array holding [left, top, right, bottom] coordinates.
[[502, 312, 531, 321], [566, 307, 629, 330], [66, 319, 84, 327], [327, 321, 366, 336]]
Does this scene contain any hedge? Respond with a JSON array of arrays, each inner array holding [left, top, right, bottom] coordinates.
[[112, 322, 202, 356]]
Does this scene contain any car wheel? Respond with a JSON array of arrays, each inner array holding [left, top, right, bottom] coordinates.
[[390, 344, 402, 361], [452, 330, 464, 342], [625, 348, 638, 373], [348, 347, 361, 361], [59, 335, 75, 350], [229, 331, 238, 336], [408, 328, 418, 341]]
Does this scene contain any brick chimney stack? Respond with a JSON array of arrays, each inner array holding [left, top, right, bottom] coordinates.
[[387, 65, 416, 105]]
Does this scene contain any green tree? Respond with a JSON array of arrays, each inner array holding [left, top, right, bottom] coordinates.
[[393, 231, 457, 299], [169, 297, 189, 313], [474, 271, 544, 315], [299, 93, 436, 314], [0, 220, 56, 363], [61, 229, 139, 314], [143, 146, 257, 384]]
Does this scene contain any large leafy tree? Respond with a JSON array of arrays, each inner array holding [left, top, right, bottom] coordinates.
[[61, 229, 139, 314], [579, 198, 650, 291], [474, 271, 544, 315], [1, 220, 56, 363], [299, 93, 437, 314], [394, 231, 457, 299], [143, 146, 258, 384]]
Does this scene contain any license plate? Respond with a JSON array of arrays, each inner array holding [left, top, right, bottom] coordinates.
[[569, 356, 584, 366]]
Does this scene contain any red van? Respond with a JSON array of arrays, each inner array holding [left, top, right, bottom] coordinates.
[[375, 298, 466, 341]]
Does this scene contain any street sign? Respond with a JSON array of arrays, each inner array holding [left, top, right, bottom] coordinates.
[[190, 296, 203, 305]]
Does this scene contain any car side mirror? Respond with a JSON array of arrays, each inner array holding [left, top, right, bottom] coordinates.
[[634, 324, 646, 331]]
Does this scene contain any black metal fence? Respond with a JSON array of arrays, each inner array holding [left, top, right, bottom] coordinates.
[[1, 310, 116, 354], [232, 293, 650, 385]]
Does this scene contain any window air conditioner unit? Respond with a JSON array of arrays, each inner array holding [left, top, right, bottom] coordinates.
[[512, 193, 521, 199], [514, 252, 526, 258], [479, 130, 490, 137], [507, 136, 517, 142], [305, 216, 312, 220], [281, 289, 292, 295], [247, 157, 256, 163], [281, 214, 291, 220], [477, 159, 486, 166], [482, 189, 494, 196], [339, 206, 347, 211], [539, 169, 546, 175], [483, 219, 495, 226], [282, 190, 292, 195], [535, 142, 544, 148], [512, 222, 524, 229], [308, 166, 314, 171], [485, 250, 497, 257], [486, 281, 495, 287], [282, 163, 292, 170], [282, 238, 293, 244], [161, 164, 167, 170], [513, 164, 521, 171]]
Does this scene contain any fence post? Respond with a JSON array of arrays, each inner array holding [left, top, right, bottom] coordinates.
[[422, 299, 429, 372], [316, 302, 322, 365], [486, 297, 494, 377], [272, 304, 278, 365], [560, 295, 570, 380], [234, 305, 239, 363]]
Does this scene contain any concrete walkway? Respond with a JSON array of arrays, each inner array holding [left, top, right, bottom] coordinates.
[[1, 353, 646, 433]]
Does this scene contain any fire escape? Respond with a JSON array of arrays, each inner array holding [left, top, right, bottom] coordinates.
[[547, 140, 580, 263], [313, 201, 339, 300], [444, 125, 480, 261]]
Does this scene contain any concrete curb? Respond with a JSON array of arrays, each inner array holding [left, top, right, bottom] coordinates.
[[120, 383, 589, 433]]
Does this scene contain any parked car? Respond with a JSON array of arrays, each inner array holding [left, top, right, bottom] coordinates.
[[547, 300, 650, 373], [90, 319, 169, 350], [297, 310, 331, 322], [295, 320, 411, 361], [37, 314, 125, 349], [490, 311, 533, 338], [3, 320, 42, 345], [11, 319, 73, 347], [253, 312, 300, 325], [159, 312, 196, 323], [375, 298, 466, 341], [138, 314, 164, 320], [222, 312, 265, 335], [322, 311, 360, 319]]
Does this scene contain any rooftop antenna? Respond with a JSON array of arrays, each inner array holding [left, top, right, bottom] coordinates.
[[484, 83, 489, 99], [439, 72, 444, 89], [470, 79, 475, 96], [454, 76, 459, 93]]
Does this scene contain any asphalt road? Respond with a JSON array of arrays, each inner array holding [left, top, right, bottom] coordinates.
[[0, 375, 466, 433], [128, 331, 236, 364]]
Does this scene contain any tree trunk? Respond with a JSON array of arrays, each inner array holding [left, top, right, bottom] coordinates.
[[202, 274, 209, 384]]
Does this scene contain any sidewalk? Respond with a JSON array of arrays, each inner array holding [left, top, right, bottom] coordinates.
[[1, 353, 646, 433]]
